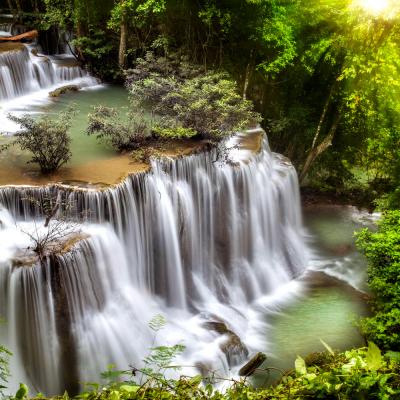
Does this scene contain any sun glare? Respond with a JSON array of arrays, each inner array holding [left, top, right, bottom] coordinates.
[[354, 0, 399, 18], [361, 0, 389, 15]]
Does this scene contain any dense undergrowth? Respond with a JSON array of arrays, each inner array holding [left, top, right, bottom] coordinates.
[[6, 343, 400, 400], [356, 211, 400, 352]]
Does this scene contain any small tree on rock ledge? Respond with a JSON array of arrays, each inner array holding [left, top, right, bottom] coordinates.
[[2, 106, 75, 174]]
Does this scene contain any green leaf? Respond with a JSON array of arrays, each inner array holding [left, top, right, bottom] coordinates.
[[366, 342, 383, 371], [109, 390, 120, 400], [120, 385, 139, 393], [295, 356, 307, 375], [188, 375, 202, 386], [386, 351, 400, 362], [15, 383, 29, 400]]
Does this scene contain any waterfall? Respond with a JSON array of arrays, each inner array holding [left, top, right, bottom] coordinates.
[[0, 44, 99, 133], [0, 132, 308, 395], [0, 46, 97, 102]]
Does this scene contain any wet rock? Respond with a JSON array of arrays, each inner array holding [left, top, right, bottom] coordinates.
[[238, 352, 267, 377], [203, 321, 249, 367], [12, 255, 37, 268], [11, 232, 89, 269], [49, 85, 79, 98]]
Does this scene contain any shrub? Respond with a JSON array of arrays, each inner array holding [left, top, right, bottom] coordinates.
[[127, 54, 261, 141], [87, 106, 152, 151], [3, 107, 75, 174], [89, 54, 260, 152], [356, 211, 400, 350], [152, 125, 197, 140]]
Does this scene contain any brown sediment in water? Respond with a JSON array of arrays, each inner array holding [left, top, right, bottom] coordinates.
[[0, 139, 209, 188], [0, 153, 149, 188], [0, 131, 263, 189], [0, 42, 24, 53]]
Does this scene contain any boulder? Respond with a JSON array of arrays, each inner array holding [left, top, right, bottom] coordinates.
[[49, 85, 79, 98]]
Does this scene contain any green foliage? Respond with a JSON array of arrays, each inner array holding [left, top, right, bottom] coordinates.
[[108, 0, 166, 32], [128, 53, 261, 140], [87, 106, 152, 151], [16, 346, 400, 400], [152, 126, 197, 139], [15, 383, 29, 400], [356, 211, 400, 350], [34, 0, 400, 192], [0, 343, 12, 397], [89, 53, 260, 150], [2, 107, 75, 174]]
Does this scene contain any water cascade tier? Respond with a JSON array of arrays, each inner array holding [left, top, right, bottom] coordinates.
[[0, 35, 98, 133], [0, 44, 97, 101], [0, 132, 307, 395]]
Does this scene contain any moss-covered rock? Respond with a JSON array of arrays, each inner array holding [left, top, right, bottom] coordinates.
[[49, 85, 79, 98]]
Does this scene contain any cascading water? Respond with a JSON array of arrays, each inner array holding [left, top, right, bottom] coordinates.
[[0, 39, 98, 132], [0, 131, 308, 395], [0, 45, 97, 101]]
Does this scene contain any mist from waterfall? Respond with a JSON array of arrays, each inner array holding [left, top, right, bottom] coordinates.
[[0, 134, 308, 395]]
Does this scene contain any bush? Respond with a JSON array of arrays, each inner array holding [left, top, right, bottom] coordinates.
[[87, 106, 152, 151], [4, 107, 75, 174], [356, 211, 400, 350], [128, 53, 261, 141], [88, 54, 260, 152]]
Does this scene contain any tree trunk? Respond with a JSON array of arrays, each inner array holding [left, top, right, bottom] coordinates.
[[299, 82, 338, 183], [300, 113, 341, 183], [14, 0, 21, 14], [311, 83, 336, 149], [118, 11, 128, 68], [243, 51, 253, 100]]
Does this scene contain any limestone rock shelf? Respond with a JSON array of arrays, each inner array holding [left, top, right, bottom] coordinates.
[[0, 130, 264, 190]]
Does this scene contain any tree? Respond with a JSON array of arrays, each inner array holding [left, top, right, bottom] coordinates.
[[283, 0, 400, 182], [3, 107, 75, 174], [108, 0, 166, 68]]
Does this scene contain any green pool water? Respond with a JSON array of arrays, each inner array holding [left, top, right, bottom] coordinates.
[[44, 85, 129, 165], [256, 206, 373, 385], [0, 85, 129, 168]]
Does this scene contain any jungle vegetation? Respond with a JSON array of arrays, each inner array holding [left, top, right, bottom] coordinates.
[[3, 0, 400, 204], [2, 1, 400, 399]]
